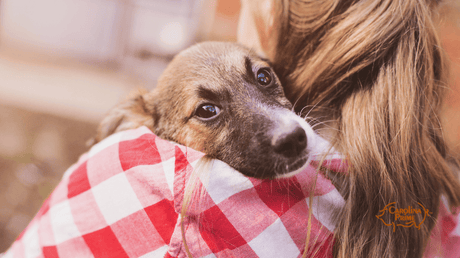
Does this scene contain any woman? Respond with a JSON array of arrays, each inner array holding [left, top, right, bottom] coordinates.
[[4, 0, 460, 257], [239, 0, 460, 257]]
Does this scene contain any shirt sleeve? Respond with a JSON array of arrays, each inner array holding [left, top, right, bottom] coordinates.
[[424, 196, 460, 258], [3, 125, 344, 258], [2, 126, 204, 258]]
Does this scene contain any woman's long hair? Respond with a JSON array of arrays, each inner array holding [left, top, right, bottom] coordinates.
[[270, 0, 460, 257]]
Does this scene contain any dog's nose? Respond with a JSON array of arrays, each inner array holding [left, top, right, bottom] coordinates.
[[273, 125, 307, 157]]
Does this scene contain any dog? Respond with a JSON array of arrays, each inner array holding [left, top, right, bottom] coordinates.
[[92, 42, 329, 179]]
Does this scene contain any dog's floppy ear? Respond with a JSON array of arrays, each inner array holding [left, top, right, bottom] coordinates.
[[89, 89, 156, 145]]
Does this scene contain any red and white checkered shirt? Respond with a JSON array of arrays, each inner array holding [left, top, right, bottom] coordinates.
[[3, 126, 459, 257]]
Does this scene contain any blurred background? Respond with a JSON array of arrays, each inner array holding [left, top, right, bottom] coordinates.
[[0, 0, 241, 251]]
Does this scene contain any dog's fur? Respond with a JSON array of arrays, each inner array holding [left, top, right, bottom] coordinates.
[[93, 42, 328, 179]]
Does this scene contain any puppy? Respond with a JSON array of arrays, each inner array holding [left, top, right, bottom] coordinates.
[[93, 42, 328, 179]]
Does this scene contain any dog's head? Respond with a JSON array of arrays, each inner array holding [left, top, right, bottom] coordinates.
[[95, 42, 328, 179]]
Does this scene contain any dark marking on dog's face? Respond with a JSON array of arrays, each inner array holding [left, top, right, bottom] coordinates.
[[139, 42, 314, 179]]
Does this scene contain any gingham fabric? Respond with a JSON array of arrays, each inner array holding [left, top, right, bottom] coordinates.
[[3, 126, 459, 257], [424, 197, 460, 258]]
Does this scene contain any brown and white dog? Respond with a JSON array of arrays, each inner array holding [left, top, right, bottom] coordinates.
[[92, 42, 329, 179]]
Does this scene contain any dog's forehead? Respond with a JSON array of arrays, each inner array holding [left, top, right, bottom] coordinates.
[[156, 43, 262, 95], [184, 42, 265, 74]]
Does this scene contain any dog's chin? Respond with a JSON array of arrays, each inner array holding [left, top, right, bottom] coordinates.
[[234, 154, 311, 180], [275, 157, 310, 179]]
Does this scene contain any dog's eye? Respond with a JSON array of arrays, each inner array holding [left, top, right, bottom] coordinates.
[[257, 68, 272, 86], [195, 104, 221, 120]]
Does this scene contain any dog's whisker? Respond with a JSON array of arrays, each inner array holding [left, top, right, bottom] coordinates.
[[291, 97, 304, 113], [311, 119, 339, 130], [298, 99, 324, 118]]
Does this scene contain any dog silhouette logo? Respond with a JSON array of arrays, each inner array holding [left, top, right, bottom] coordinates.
[[376, 202, 432, 232]]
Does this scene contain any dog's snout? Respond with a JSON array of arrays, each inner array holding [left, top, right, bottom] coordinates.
[[273, 125, 307, 157]]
